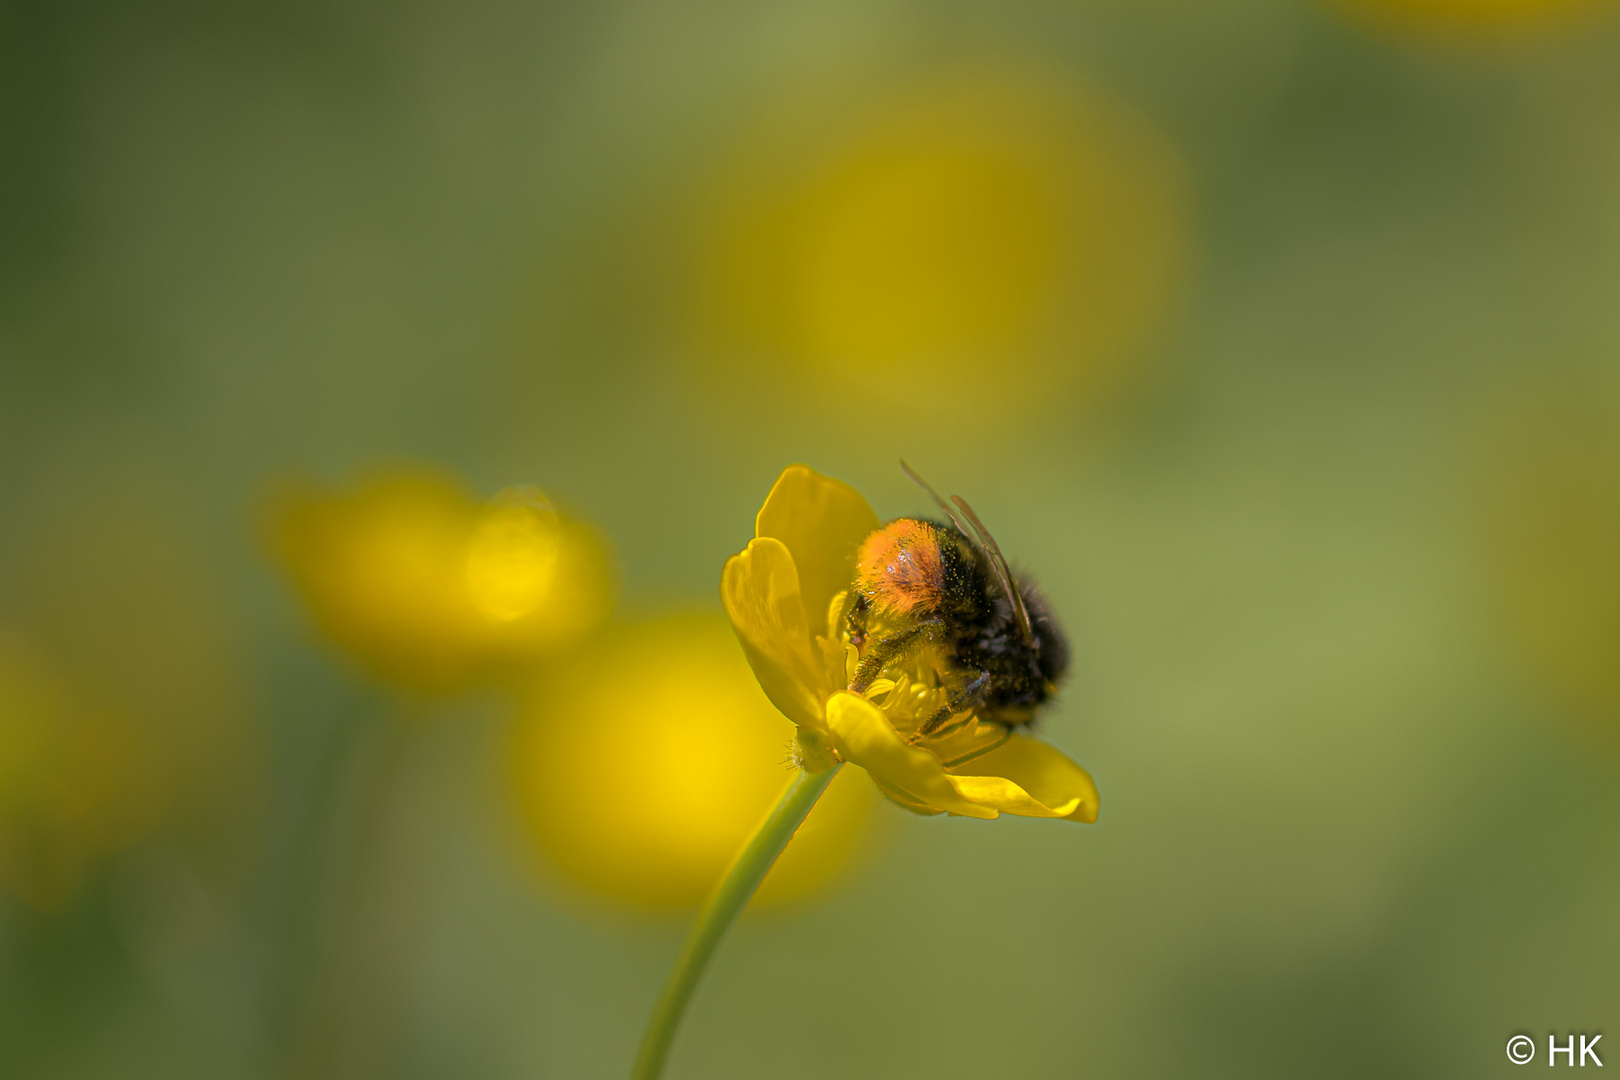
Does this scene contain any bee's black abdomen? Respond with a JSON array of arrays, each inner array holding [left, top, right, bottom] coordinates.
[[1020, 582, 1070, 688], [929, 530, 1069, 726]]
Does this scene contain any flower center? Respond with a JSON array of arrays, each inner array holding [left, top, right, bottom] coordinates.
[[823, 590, 1014, 770]]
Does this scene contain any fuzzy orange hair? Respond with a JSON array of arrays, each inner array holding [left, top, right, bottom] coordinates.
[[855, 519, 945, 614]]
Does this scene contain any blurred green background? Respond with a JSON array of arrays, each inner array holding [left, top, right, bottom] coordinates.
[[5, 0, 1620, 1076]]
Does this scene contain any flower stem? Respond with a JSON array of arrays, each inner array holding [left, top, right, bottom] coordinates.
[[629, 762, 842, 1080]]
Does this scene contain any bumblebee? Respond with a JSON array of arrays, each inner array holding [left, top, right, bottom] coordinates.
[[845, 463, 1069, 739]]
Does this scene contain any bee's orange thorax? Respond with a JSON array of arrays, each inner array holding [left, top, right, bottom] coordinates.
[[856, 519, 945, 614]]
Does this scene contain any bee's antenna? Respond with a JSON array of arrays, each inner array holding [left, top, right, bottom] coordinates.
[[900, 461, 1034, 646], [950, 495, 1036, 648], [899, 460, 971, 538]]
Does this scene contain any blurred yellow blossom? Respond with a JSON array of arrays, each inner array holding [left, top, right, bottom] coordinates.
[[1333, 0, 1612, 38], [1484, 388, 1620, 731], [685, 66, 1186, 425], [0, 634, 168, 909], [721, 465, 1099, 822], [270, 470, 613, 694], [465, 489, 564, 621], [0, 505, 251, 910], [510, 613, 876, 912]]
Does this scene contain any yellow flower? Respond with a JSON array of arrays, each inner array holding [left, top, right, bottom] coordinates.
[[685, 66, 1185, 427], [510, 614, 875, 911], [0, 633, 167, 909], [721, 465, 1099, 822], [270, 469, 613, 694], [1332, 0, 1611, 38], [1484, 388, 1620, 731], [0, 502, 251, 910]]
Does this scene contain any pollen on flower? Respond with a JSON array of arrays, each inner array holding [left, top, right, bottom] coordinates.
[[833, 603, 1013, 770]]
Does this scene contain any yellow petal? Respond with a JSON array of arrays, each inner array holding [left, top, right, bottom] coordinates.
[[754, 466, 880, 644], [720, 537, 824, 729], [946, 733, 1100, 822], [869, 776, 944, 816], [824, 692, 997, 819]]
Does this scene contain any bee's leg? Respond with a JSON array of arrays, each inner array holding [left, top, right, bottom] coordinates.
[[917, 671, 991, 738], [936, 724, 1013, 768], [847, 625, 924, 693], [845, 593, 871, 652]]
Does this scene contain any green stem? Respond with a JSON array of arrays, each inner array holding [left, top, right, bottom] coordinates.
[[630, 762, 842, 1080]]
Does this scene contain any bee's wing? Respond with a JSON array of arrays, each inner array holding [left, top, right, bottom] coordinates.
[[950, 495, 1036, 647], [899, 459, 972, 538], [900, 460, 1035, 646]]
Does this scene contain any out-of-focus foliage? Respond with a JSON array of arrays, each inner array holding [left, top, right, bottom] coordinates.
[[269, 470, 614, 694], [6, 0, 1620, 1076], [682, 66, 1185, 428], [510, 614, 875, 911]]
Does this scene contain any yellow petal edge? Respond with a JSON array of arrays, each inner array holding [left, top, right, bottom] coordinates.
[[720, 537, 825, 730], [949, 733, 1100, 822], [754, 465, 880, 645], [825, 693, 998, 818]]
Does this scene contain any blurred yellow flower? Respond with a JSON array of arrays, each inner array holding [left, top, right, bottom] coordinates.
[[721, 465, 1099, 822], [510, 613, 875, 911], [1485, 390, 1620, 730], [0, 504, 251, 910], [270, 470, 613, 694], [1333, 0, 1612, 38], [0, 634, 169, 909], [686, 67, 1185, 425]]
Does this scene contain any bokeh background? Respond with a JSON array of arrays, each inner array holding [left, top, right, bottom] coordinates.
[[5, 0, 1620, 1076]]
